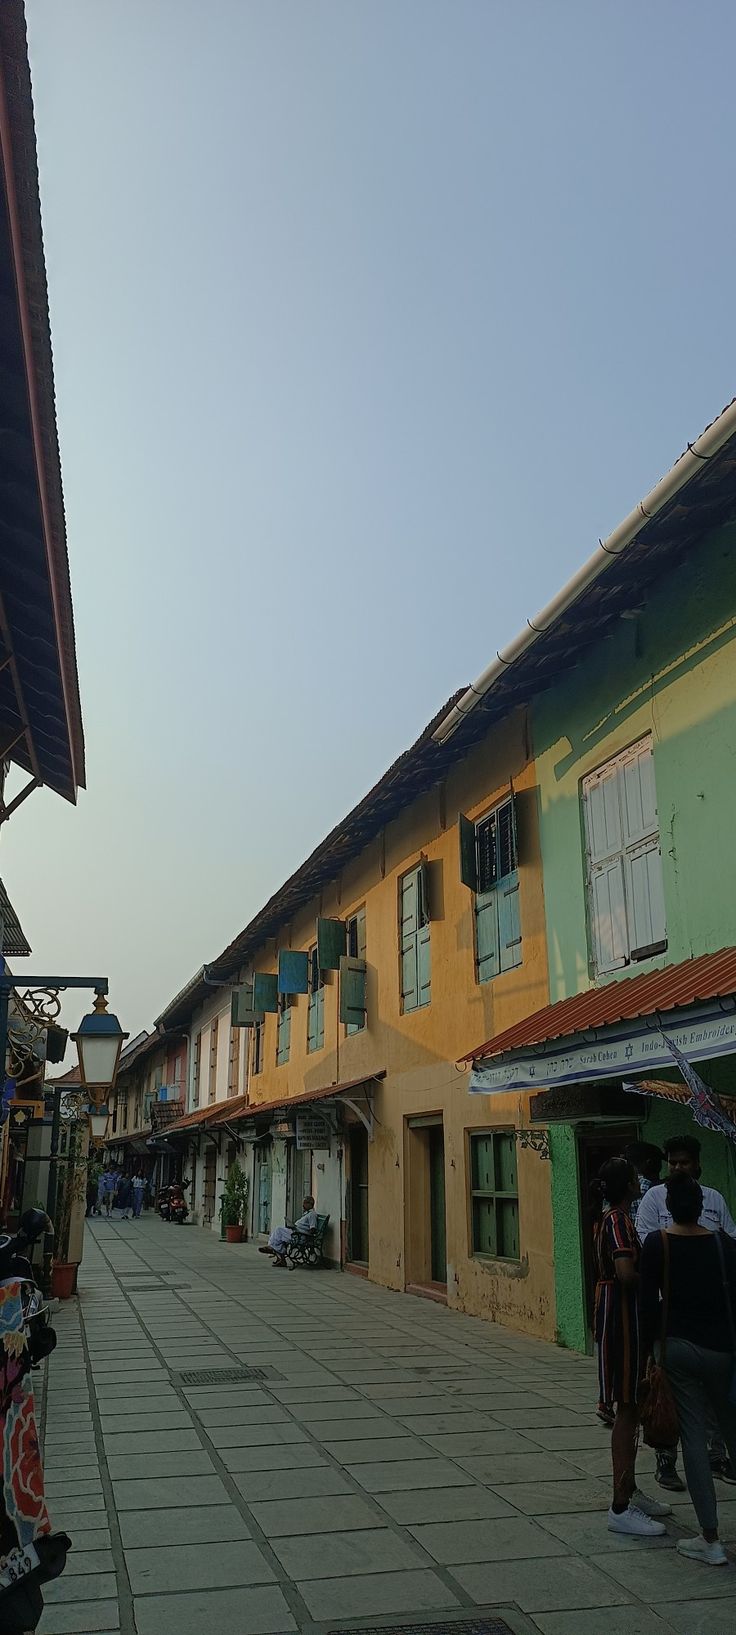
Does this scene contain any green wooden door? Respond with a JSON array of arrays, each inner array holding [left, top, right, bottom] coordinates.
[[428, 1126, 447, 1283], [257, 1143, 272, 1234], [349, 1125, 369, 1263]]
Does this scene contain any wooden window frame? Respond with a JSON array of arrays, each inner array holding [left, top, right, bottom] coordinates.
[[192, 1031, 201, 1109], [345, 906, 367, 1035], [252, 1019, 265, 1077], [208, 1018, 219, 1105]]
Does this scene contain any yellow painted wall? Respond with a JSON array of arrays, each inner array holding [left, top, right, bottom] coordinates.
[[241, 707, 555, 1339]]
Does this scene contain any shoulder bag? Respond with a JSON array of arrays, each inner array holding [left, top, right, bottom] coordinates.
[[640, 1230, 680, 1449], [713, 1231, 736, 1406]]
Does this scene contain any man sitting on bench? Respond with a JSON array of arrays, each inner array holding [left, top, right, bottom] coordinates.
[[259, 1196, 317, 1267]]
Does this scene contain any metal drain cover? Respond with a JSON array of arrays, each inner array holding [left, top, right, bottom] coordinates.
[[177, 1366, 283, 1386], [327, 1621, 516, 1635]]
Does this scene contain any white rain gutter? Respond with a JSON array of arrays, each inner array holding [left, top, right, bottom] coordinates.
[[433, 399, 736, 744]]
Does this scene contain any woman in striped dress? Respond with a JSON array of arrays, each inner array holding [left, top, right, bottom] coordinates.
[[592, 1156, 671, 1538]]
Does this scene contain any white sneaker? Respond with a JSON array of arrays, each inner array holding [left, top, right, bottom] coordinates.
[[608, 1504, 666, 1537], [632, 1487, 672, 1519], [677, 1535, 728, 1566]]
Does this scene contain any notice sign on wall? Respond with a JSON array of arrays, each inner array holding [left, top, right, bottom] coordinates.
[[296, 1110, 332, 1150]]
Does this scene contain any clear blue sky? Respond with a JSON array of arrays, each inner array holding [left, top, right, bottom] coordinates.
[[6, 0, 735, 1040]]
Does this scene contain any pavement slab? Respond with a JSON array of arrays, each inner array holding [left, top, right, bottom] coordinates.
[[38, 1216, 695, 1635]]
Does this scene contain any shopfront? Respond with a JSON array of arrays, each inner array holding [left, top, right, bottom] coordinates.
[[468, 947, 736, 1353]]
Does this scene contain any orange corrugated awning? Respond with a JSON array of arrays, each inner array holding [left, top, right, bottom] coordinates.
[[165, 1071, 386, 1136], [465, 947, 736, 1063]]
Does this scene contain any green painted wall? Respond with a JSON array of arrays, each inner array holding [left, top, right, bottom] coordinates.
[[548, 1125, 587, 1351], [532, 520, 736, 1349], [533, 520, 736, 1003]]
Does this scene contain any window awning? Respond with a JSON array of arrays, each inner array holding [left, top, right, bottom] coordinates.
[[465, 947, 736, 1095], [163, 1072, 386, 1138]]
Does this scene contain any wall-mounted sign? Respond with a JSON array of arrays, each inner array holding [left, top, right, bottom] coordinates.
[[296, 1110, 332, 1150], [470, 1007, 736, 1096]]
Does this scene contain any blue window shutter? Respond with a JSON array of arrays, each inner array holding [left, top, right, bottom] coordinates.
[[340, 956, 366, 1027], [476, 891, 500, 983], [253, 972, 279, 1013], [418, 923, 431, 1006], [459, 814, 478, 891], [316, 918, 346, 971], [498, 873, 522, 973], [277, 1005, 291, 1067], [278, 949, 309, 995], [400, 870, 418, 1010]]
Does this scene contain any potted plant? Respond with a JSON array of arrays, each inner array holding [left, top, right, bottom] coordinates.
[[219, 1161, 249, 1244]]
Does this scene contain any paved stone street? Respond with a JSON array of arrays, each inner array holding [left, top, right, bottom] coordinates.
[[38, 1218, 736, 1635]]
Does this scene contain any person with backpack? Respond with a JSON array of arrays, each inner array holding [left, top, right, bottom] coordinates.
[[639, 1172, 736, 1566]]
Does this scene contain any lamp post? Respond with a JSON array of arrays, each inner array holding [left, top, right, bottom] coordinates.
[[0, 972, 127, 1252]]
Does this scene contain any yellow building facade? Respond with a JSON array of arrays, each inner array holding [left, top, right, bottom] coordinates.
[[166, 703, 556, 1341]]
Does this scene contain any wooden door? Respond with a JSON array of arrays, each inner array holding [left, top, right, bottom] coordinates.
[[429, 1126, 447, 1284]]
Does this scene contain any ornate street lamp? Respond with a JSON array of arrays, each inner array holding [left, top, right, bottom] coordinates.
[[87, 1103, 111, 1146], [71, 994, 128, 1102]]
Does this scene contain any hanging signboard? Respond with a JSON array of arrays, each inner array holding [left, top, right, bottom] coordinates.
[[469, 1007, 736, 1096], [296, 1110, 332, 1150]]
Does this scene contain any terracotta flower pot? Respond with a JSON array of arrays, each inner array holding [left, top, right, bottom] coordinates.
[[225, 1224, 243, 1244], [51, 1262, 77, 1299]]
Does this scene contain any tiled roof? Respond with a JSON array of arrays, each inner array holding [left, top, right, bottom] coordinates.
[[0, 881, 30, 956], [465, 947, 736, 1063]]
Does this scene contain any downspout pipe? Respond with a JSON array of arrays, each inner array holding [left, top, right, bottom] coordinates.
[[433, 399, 736, 745]]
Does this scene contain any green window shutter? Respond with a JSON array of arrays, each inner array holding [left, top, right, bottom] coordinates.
[[339, 956, 366, 1027], [316, 917, 346, 971], [495, 1132, 518, 1193], [356, 907, 367, 960], [472, 1196, 497, 1256], [278, 949, 309, 995], [418, 922, 431, 1006], [253, 971, 279, 1013], [231, 981, 263, 1027], [418, 860, 432, 924], [498, 874, 522, 973], [459, 814, 478, 892], [277, 1005, 291, 1067]]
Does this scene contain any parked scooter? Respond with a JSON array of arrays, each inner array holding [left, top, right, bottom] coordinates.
[[157, 1186, 173, 1222], [0, 1209, 70, 1633], [169, 1189, 188, 1225]]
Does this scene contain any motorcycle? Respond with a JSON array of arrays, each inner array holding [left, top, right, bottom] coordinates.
[[168, 1191, 188, 1225], [0, 1208, 70, 1633], [157, 1187, 172, 1222]]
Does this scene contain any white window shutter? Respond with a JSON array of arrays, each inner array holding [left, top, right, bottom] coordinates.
[[626, 836, 667, 956], [584, 767, 623, 863], [621, 742, 658, 845], [590, 856, 629, 972]]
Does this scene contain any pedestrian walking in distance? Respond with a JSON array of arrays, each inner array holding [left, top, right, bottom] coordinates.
[[115, 1173, 133, 1220], [592, 1156, 671, 1537], [639, 1172, 736, 1566], [131, 1169, 147, 1219]]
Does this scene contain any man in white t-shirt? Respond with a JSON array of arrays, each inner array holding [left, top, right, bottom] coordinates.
[[635, 1134, 736, 1490], [634, 1136, 736, 1242]]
